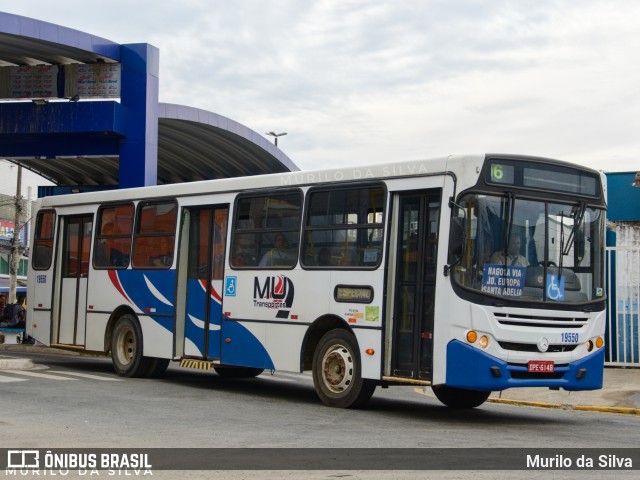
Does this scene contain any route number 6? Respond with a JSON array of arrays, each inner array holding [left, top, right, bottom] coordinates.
[[492, 164, 504, 181]]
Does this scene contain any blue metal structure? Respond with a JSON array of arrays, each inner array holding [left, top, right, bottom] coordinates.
[[0, 12, 297, 193], [605, 172, 640, 222], [604, 171, 640, 365], [0, 13, 158, 188], [118, 43, 159, 188]]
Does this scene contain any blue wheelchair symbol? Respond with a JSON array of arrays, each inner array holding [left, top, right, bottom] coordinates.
[[225, 276, 237, 297], [546, 274, 565, 301]]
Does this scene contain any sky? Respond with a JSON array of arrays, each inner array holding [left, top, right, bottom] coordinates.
[[2, 0, 640, 173]]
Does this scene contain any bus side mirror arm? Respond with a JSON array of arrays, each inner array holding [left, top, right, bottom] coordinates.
[[448, 197, 463, 210]]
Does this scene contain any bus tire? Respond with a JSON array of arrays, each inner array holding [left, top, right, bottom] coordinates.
[[214, 366, 264, 378], [312, 328, 376, 409], [432, 385, 490, 408], [111, 314, 152, 377], [145, 358, 170, 378]]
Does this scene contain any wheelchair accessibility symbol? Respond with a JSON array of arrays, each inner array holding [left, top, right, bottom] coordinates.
[[546, 274, 565, 301], [225, 276, 237, 297]]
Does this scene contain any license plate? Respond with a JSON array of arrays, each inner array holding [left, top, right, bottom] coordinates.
[[528, 360, 555, 373]]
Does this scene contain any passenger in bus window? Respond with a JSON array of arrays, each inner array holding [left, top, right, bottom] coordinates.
[[488, 236, 529, 267], [151, 254, 173, 267], [110, 247, 129, 267], [259, 233, 296, 267], [151, 236, 173, 267]]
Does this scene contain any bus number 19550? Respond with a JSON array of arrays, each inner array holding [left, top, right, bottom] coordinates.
[[560, 332, 579, 343]]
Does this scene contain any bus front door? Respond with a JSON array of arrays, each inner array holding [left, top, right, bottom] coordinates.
[[181, 206, 228, 360], [390, 191, 441, 381], [56, 215, 93, 346]]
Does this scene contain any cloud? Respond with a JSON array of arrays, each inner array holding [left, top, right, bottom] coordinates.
[[3, 0, 640, 172]]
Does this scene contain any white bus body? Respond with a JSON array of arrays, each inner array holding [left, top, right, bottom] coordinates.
[[27, 154, 607, 408]]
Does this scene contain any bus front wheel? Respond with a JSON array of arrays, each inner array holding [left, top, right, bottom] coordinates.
[[432, 385, 491, 408], [111, 314, 153, 377], [312, 329, 376, 409]]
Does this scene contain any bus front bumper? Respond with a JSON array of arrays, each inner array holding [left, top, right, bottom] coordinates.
[[445, 340, 604, 392]]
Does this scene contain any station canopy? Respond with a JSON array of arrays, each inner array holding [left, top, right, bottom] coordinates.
[[12, 104, 299, 186], [0, 13, 298, 187]]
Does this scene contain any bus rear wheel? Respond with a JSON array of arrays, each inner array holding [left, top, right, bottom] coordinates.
[[312, 329, 376, 409], [432, 385, 491, 408], [145, 358, 170, 378], [111, 314, 153, 377]]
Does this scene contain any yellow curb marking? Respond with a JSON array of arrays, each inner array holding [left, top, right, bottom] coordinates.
[[414, 388, 640, 415]]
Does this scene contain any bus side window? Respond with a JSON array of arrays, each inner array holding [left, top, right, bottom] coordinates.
[[230, 191, 302, 269], [94, 204, 134, 269], [302, 185, 385, 269], [32, 210, 56, 270], [132, 201, 177, 269]]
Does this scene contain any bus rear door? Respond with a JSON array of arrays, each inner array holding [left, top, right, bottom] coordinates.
[[177, 206, 228, 360], [54, 214, 93, 346]]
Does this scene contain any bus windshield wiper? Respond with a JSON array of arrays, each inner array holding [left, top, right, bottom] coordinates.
[[562, 201, 586, 256], [501, 192, 515, 264], [558, 201, 586, 278]]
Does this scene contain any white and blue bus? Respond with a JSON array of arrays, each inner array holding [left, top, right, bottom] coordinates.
[[27, 154, 607, 408]]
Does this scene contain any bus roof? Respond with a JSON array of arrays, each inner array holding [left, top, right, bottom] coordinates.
[[36, 153, 602, 208]]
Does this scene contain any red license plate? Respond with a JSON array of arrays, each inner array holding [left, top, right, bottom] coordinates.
[[527, 360, 555, 373]]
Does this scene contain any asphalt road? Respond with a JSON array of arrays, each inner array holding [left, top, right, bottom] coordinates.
[[1, 350, 638, 479]]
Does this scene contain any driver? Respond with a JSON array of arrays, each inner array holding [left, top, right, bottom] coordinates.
[[488, 236, 528, 267]]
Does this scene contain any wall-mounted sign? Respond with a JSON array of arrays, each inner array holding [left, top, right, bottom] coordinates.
[[66, 63, 121, 98], [0, 63, 121, 100], [1, 65, 59, 98]]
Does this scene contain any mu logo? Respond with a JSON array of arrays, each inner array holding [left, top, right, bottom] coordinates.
[[253, 275, 295, 318]]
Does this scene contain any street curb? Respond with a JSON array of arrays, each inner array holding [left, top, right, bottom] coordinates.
[[574, 404, 640, 415], [0, 356, 34, 370], [489, 397, 640, 415], [0, 344, 82, 355], [487, 397, 570, 410], [414, 388, 640, 415]]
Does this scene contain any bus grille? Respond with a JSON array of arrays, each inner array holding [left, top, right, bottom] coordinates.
[[493, 312, 588, 329], [498, 341, 578, 353]]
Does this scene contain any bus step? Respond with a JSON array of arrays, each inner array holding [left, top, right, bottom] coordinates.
[[179, 358, 214, 371], [382, 376, 431, 386]]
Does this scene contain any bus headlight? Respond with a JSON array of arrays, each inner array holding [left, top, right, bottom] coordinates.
[[587, 337, 605, 352], [466, 330, 490, 349]]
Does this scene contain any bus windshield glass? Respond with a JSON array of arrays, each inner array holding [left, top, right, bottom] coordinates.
[[451, 194, 606, 304]]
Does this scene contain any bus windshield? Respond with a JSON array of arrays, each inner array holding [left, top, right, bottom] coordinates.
[[451, 193, 606, 304]]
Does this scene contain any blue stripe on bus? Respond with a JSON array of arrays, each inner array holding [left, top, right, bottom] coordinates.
[[445, 340, 604, 391], [221, 320, 275, 370], [184, 278, 224, 358], [112, 270, 176, 332], [111, 271, 273, 367], [184, 278, 208, 353]]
